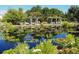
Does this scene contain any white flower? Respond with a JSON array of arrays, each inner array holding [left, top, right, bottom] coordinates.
[[71, 42, 73, 44], [59, 50, 62, 52], [32, 49, 41, 52], [25, 46, 29, 49]]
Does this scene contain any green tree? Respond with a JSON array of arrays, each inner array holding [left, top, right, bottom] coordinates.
[[0, 22, 19, 42], [3, 8, 27, 25], [49, 8, 64, 16], [67, 5, 79, 22], [31, 5, 42, 12], [26, 5, 42, 16], [42, 7, 49, 16]]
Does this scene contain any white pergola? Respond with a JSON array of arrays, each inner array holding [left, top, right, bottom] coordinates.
[[27, 16, 41, 25], [47, 16, 62, 26]]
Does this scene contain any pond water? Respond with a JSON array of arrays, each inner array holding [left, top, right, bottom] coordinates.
[[0, 36, 17, 53], [23, 34, 46, 49]]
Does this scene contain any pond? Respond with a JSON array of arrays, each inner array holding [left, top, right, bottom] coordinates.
[[0, 35, 17, 53], [23, 34, 46, 49]]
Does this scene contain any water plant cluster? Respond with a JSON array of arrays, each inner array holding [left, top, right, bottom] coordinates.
[[0, 5, 79, 54]]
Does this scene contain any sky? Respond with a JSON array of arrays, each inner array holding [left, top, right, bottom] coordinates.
[[0, 5, 71, 16]]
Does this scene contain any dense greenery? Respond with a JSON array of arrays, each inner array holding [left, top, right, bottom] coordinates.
[[3, 8, 27, 25], [32, 40, 58, 54], [0, 5, 79, 54], [67, 5, 79, 22], [26, 5, 64, 22]]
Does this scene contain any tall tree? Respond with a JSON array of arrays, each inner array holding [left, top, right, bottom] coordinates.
[[42, 7, 49, 16], [26, 6, 42, 22], [49, 8, 64, 16], [26, 5, 64, 22], [31, 5, 42, 12], [3, 8, 27, 25], [41, 7, 49, 21], [67, 5, 79, 22]]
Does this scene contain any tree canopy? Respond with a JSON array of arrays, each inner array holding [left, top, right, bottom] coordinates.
[[67, 5, 79, 22], [3, 8, 27, 25], [26, 6, 64, 22]]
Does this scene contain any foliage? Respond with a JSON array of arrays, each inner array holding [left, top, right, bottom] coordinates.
[[67, 5, 79, 22], [3, 8, 27, 25], [62, 21, 74, 31], [1, 5, 79, 54], [32, 40, 58, 54], [31, 5, 42, 12], [54, 34, 75, 48], [0, 22, 32, 42], [3, 43, 30, 54], [0, 22, 15, 32], [65, 34, 75, 45], [26, 5, 64, 22], [75, 37, 79, 47], [0, 22, 19, 42], [3, 49, 15, 54], [58, 47, 79, 54]]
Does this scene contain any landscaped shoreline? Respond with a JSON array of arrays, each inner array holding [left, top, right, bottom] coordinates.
[[0, 5, 79, 54]]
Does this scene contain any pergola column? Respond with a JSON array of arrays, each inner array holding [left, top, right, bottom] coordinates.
[[36, 17, 39, 24], [50, 17, 52, 24], [59, 18, 61, 24], [30, 17, 32, 26]]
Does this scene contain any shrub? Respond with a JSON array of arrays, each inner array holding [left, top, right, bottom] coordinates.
[[62, 21, 74, 31], [3, 49, 15, 54], [65, 34, 75, 48], [32, 40, 58, 54], [75, 37, 79, 47], [58, 47, 79, 54]]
